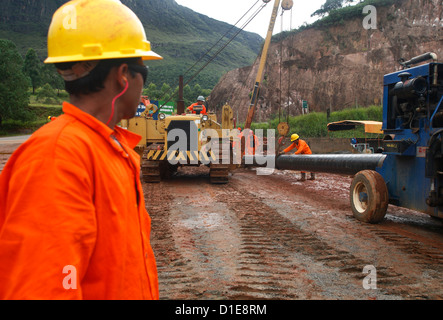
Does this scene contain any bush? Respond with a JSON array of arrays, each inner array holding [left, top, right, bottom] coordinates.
[[36, 83, 61, 105]]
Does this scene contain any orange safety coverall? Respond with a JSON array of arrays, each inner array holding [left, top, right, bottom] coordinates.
[[0, 102, 159, 300], [187, 103, 207, 115], [283, 139, 312, 155], [246, 133, 259, 155], [233, 131, 259, 155]]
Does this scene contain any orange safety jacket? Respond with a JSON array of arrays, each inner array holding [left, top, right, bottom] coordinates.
[[187, 103, 207, 115], [283, 139, 312, 155], [0, 102, 159, 300], [233, 131, 259, 155], [246, 133, 259, 155]]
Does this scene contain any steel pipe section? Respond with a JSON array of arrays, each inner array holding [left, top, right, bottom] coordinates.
[[243, 154, 386, 175]]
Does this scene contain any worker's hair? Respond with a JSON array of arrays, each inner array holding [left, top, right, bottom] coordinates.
[[55, 58, 140, 96]]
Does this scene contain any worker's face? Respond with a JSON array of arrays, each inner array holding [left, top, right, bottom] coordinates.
[[197, 100, 204, 105]]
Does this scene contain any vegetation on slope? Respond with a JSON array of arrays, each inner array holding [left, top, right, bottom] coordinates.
[[249, 105, 383, 138]]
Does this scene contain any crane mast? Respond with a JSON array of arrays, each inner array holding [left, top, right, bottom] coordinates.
[[244, 0, 287, 129]]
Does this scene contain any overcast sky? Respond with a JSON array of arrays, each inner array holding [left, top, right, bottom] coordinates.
[[174, 0, 327, 38]]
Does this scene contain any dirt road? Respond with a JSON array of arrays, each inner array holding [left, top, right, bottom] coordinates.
[[1, 142, 442, 300], [146, 166, 443, 300]]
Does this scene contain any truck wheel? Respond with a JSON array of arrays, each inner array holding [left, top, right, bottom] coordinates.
[[350, 170, 388, 224]]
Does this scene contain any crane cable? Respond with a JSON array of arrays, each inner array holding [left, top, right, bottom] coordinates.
[[278, 5, 290, 123], [182, 0, 261, 80], [287, 7, 293, 122], [159, 0, 262, 104], [158, 0, 269, 108]]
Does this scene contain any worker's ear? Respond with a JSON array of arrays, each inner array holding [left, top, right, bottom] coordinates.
[[116, 64, 130, 88]]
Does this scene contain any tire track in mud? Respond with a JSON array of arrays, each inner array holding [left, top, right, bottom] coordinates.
[[145, 169, 442, 300], [240, 171, 443, 299], [363, 224, 443, 298], [370, 227, 443, 267], [144, 182, 207, 300], [217, 183, 418, 299]]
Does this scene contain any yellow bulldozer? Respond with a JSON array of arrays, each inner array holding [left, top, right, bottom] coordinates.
[[121, 98, 235, 184]]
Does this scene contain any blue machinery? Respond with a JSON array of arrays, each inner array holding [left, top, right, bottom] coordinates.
[[377, 53, 443, 221], [246, 53, 443, 223]]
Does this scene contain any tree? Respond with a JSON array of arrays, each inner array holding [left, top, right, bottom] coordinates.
[[143, 83, 160, 99], [192, 84, 202, 100], [183, 84, 192, 106], [23, 48, 42, 94], [311, 0, 356, 17], [0, 39, 31, 126], [160, 83, 172, 101], [40, 64, 64, 94]]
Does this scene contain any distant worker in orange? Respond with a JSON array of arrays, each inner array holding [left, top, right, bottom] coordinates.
[[280, 133, 315, 181], [245, 129, 260, 156], [233, 128, 259, 156], [0, 0, 161, 300], [187, 95, 207, 115], [232, 127, 242, 148]]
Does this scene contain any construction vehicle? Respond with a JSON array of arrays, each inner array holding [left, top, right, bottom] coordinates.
[[327, 120, 384, 154], [366, 52, 443, 222], [246, 52, 443, 223], [121, 94, 234, 183]]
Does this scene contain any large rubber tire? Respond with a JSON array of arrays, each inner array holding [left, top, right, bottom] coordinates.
[[350, 170, 389, 224]]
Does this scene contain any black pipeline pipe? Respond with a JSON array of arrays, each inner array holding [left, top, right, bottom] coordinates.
[[400, 52, 437, 68], [243, 154, 386, 175]]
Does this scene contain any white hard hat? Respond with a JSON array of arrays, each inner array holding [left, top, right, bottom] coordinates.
[[197, 96, 205, 101]]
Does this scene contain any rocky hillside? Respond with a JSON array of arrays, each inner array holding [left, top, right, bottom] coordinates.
[[208, 0, 443, 123]]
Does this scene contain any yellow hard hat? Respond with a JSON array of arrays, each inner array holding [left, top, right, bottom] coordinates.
[[291, 133, 300, 141], [44, 0, 162, 64]]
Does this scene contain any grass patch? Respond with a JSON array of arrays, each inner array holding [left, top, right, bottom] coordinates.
[[249, 105, 383, 139], [0, 104, 63, 136]]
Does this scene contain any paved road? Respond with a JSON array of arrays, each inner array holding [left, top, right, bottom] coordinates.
[[0, 136, 30, 171], [0, 135, 31, 144]]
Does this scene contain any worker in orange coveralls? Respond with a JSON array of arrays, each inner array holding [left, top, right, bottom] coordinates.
[[280, 133, 315, 181], [233, 128, 259, 156], [0, 0, 162, 299], [187, 95, 207, 115], [245, 129, 260, 156]]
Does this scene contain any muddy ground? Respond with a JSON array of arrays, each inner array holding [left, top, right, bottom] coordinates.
[[1, 143, 442, 300], [146, 165, 443, 300]]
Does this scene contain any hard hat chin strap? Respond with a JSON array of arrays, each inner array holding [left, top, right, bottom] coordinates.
[[106, 79, 129, 127]]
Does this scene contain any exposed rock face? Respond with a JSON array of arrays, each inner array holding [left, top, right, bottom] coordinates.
[[208, 0, 443, 123]]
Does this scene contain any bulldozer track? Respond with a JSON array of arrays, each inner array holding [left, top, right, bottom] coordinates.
[[141, 160, 162, 183], [209, 140, 231, 184]]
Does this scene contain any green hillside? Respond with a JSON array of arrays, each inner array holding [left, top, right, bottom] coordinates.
[[0, 0, 263, 91]]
